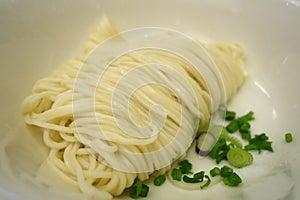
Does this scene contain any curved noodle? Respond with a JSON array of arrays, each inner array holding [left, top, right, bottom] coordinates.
[[22, 17, 247, 199]]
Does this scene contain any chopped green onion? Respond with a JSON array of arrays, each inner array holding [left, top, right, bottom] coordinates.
[[285, 132, 293, 143], [224, 135, 243, 148], [200, 175, 211, 189], [183, 175, 201, 183], [212, 126, 242, 148], [171, 160, 193, 182], [220, 165, 233, 177], [193, 171, 205, 180], [228, 143, 235, 148], [237, 111, 255, 124], [225, 110, 236, 121], [208, 138, 226, 158], [227, 148, 253, 168], [226, 111, 255, 134], [226, 120, 239, 133], [244, 133, 273, 153], [139, 184, 149, 198], [178, 160, 193, 174], [239, 121, 251, 141], [209, 138, 231, 164], [216, 151, 228, 164], [209, 125, 242, 148], [241, 131, 251, 141], [183, 171, 205, 183], [153, 175, 166, 186], [210, 167, 221, 177], [130, 180, 149, 199], [223, 172, 242, 187], [171, 168, 182, 181], [130, 181, 142, 199], [239, 122, 251, 133], [208, 126, 244, 164]]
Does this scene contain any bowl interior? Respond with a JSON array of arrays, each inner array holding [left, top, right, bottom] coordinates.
[[0, 0, 299, 199]]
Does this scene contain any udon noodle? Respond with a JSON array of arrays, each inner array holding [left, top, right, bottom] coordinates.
[[22, 17, 247, 199]]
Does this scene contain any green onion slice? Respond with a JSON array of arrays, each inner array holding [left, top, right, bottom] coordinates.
[[183, 175, 201, 183], [200, 175, 211, 189], [210, 167, 221, 177], [285, 132, 293, 143], [139, 184, 149, 198], [227, 148, 253, 168], [220, 165, 233, 178], [225, 110, 236, 121], [193, 171, 205, 180], [130, 181, 143, 199], [226, 120, 239, 133], [239, 122, 251, 133], [178, 160, 193, 174], [223, 172, 242, 187], [171, 168, 182, 181], [153, 175, 166, 186]]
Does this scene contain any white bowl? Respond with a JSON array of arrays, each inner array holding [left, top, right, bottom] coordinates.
[[0, 0, 299, 199]]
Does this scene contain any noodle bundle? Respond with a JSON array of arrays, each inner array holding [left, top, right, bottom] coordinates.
[[22, 17, 247, 199]]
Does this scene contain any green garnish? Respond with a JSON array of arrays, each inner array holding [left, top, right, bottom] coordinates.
[[153, 175, 166, 186], [244, 133, 273, 153], [225, 110, 236, 121], [227, 148, 253, 168], [193, 171, 205, 181], [170, 158, 244, 190], [208, 138, 230, 164], [226, 120, 239, 133], [239, 122, 251, 133], [209, 165, 243, 187], [239, 122, 251, 140], [190, 110, 274, 191], [208, 126, 242, 164], [237, 111, 255, 124], [130, 181, 142, 199], [223, 172, 242, 187], [182, 171, 205, 183], [224, 135, 243, 149], [139, 185, 149, 198], [210, 167, 221, 177], [220, 165, 233, 177], [209, 125, 242, 148], [200, 175, 211, 189], [241, 131, 251, 141], [171, 168, 182, 181], [178, 160, 193, 174], [285, 132, 293, 143], [171, 160, 193, 181], [130, 180, 149, 199], [226, 111, 255, 133], [183, 175, 201, 183]]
